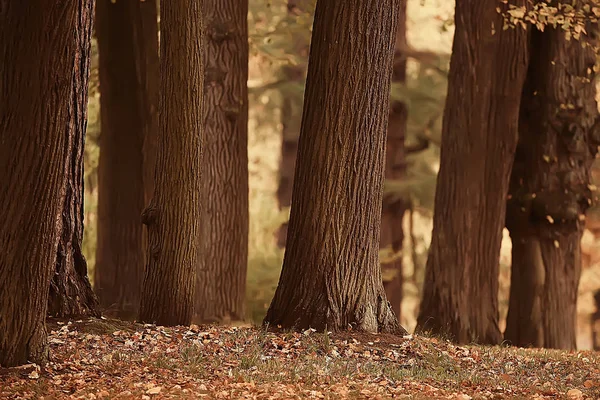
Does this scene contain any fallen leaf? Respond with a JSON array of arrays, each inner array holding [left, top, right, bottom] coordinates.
[[566, 388, 583, 400], [146, 386, 162, 395]]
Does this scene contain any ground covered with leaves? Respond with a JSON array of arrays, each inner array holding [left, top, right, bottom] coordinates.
[[1, 318, 599, 399]]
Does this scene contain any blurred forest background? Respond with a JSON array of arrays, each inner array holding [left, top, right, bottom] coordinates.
[[80, 0, 600, 348]]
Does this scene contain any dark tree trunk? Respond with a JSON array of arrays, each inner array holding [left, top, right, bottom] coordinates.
[[139, 1, 204, 327], [47, 0, 99, 319], [381, 0, 409, 320], [194, 0, 249, 323], [0, 1, 93, 367], [416, 0, 530, 344], [95, 0, 159, 319], [276, 0, 312, 248], [504, 22, 600, 350], [264, 0, 406, 334]]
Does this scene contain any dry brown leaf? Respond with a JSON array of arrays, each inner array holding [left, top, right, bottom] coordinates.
[[566, 388, 584, 400]]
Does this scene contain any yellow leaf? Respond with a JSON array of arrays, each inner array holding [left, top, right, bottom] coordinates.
[[146, 387, 162, 395], [508, 7, 526, 19]]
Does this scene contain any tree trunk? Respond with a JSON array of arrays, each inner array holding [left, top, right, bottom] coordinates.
[[139, 1, 204, 327], [95, 0, 159, 319], [416, 0, 530, 344], [276, 0, 312, 248], [504, 23, 600, 350], [194, 0, 249, 323], [0, 1, 93, 366], [47, 0, 99, 319], [381, 0, 409, 320], [264, 0, 406, 334]]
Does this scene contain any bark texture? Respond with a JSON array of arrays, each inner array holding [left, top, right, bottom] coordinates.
[[504, 23, 600, 350], [194, 0, 249, 323], [95, 0, 159, 319], [264, 0, 406, 334], [381, 0, 409, 320], [47, 0, 99, 319], [416, 0, 530, 344], [0, 1, 92, 366], [276, 0, 313, 248], [139, 1, 204, 326]]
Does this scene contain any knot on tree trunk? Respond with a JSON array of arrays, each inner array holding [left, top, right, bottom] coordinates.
[[141, 205, 158, 226]]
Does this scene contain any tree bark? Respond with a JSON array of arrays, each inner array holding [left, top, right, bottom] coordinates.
[[194, 0, 249, 323], [0, 1, 93, 366], [139, 0, 204, 327], [381, 0, 409, 320], [504, 22, 600, 350], [263, 0, 406, 334], [276, 0, 312, 248], [95, 0, 159, 319], [47, 0, 99, 319], [416, 0, 530, 344]]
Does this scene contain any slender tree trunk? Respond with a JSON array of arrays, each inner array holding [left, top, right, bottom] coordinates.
[[139, 1, 204, 327], [504, 23, 600, 350], [95, 0, 159, 319], [276, 0, 312, 248], [381, 0, 409, 320], [194, 0, 249, 323], [264, 0, 406, 334], [0, 1, 93, 367], [416, 0, 530, 344], [47, 0, 99, 319]]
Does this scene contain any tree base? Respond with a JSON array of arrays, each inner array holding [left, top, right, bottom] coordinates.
[[265, 293, 407, 336]]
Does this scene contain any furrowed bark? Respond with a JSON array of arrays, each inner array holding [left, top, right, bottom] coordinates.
[[264, 0, 406, 334], [47, 0, 99, 319], [139, 0, 204, 327], [194, 0, 249, 323], [0, 1, 93, 366], [416, 0, 530, 344], [505, 18, 600, 350]]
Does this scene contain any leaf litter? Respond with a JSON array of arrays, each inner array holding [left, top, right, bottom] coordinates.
[[0, 317, 599, 399]]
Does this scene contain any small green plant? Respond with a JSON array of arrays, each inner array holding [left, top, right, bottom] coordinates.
[[151, 354, 177, 371], [180, 343, 204, 366]]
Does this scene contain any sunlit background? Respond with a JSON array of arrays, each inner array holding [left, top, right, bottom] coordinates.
[[81, 0, 600, 349]]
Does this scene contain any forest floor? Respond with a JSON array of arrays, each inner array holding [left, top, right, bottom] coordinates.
[[1, 318, 599, 399]]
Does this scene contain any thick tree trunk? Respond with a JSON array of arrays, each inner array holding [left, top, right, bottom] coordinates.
[[95, 0, 159, 319], [194, 0, 249, 323], [139, 1, 204, 327], [416, 0, 530, 344], [381, 0, 409, 320], [504, 23, 600, 350], [264, 0, 406, 334], [276, 0, 312, 248], [47, 0, 99, 319], [0, 1, 92, 367]]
